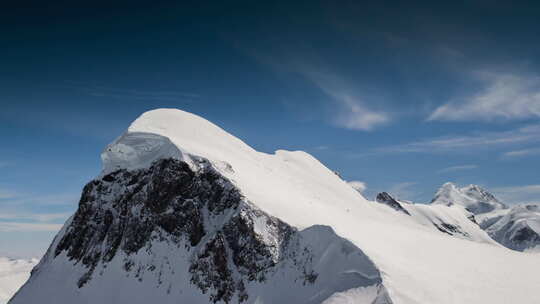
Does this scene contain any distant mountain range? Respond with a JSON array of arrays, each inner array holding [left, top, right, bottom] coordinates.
[[430, 182, 540, 251]]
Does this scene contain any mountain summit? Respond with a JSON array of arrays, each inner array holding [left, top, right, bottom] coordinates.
[[10, 109, 540, 304], [431, 182, 506, 214]]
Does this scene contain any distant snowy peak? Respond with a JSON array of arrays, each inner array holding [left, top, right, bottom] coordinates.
[[430, 183, 540, 251], [461, 184, 503, 206], [431, 182, 506, 215]]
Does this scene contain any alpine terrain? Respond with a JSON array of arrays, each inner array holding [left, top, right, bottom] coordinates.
[[9, 109, 540, 304], [431, 182, 540, 251]]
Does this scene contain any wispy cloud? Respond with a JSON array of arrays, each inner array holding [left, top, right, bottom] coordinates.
[[347, 180, 367, 193], [246, 48, 390, 131], [502, 147, 540, 158], [1, 192, 79, 207], [0, 191, 72, 232], [438, 164, 478, 173], [376, 124, 540, 153], [333, 96, 389, 131], [0, 188, 18, 200], [492, 184, 540, 205], [0, 213, 71, 222], [429, 71, 540, 121], [297, 68, 389, 131], [0, 222, 63, 232]]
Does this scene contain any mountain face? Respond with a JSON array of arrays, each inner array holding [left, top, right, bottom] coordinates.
[[485, 204, 540, 252], [0, 257, 36, 304], [11, 158, 391, 304], [431, 182, 506, 215], [10, 109, 540, 304], [376, 192, 494, 243], [375, 192, 410, 215], [430, 183, 540, 252]]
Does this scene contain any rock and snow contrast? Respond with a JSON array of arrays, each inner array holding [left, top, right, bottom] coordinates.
[[0, 257, 37, 304], [9, 109, 540, 304], [429, 182, 540, 252], [483, 204, 540, 251], [375, 192, 410, 216], [430, 182, 507, 214], [374, 192, 495, 244]]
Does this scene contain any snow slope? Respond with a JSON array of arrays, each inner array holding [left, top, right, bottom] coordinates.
[[11, 109, 540, 304], [0, 257, 37, 304], [374, 192, 495, 244]]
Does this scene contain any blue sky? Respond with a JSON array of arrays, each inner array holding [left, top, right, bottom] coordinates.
[[1, 1, 540, 257]]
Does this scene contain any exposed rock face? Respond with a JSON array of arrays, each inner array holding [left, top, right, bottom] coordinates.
[[432, 222, 470, 237], [52, 158, 317, 303], [12, 158, 392, 304], [485, 204, 540, 252], [375, 192, 410, 215]]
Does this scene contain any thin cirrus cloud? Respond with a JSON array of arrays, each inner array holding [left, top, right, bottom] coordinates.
[[502, 147, 540, 158], [438, 164, 478, 173], [0, 210, 69, 233], [247, 48, 390, 131], [0, 192, 79, 207], [492, 184, 540, 205], [0, 189, 75, 231], [0, 222, 63, 232], [298, 68, 389, 131], [0, 213, 70, 222], [0, 189, 17, 200], [376, 124, 540, 153], [429, 71, 540, 121]]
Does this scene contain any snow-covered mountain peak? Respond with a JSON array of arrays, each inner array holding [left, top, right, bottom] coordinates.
[[101, 108, 257, 174], [10, 109, 540, 304], [431, 182, 506, 215], [432, 182, 459, 199], [461, 184, 502, 205], [101, 108, 373, 225]]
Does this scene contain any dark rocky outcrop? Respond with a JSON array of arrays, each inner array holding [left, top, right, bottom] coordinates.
[[486, 205, 540, 252], [433, 222, 470, 237], [375, 192, 410, 215], [52, 158, 317, 303]]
